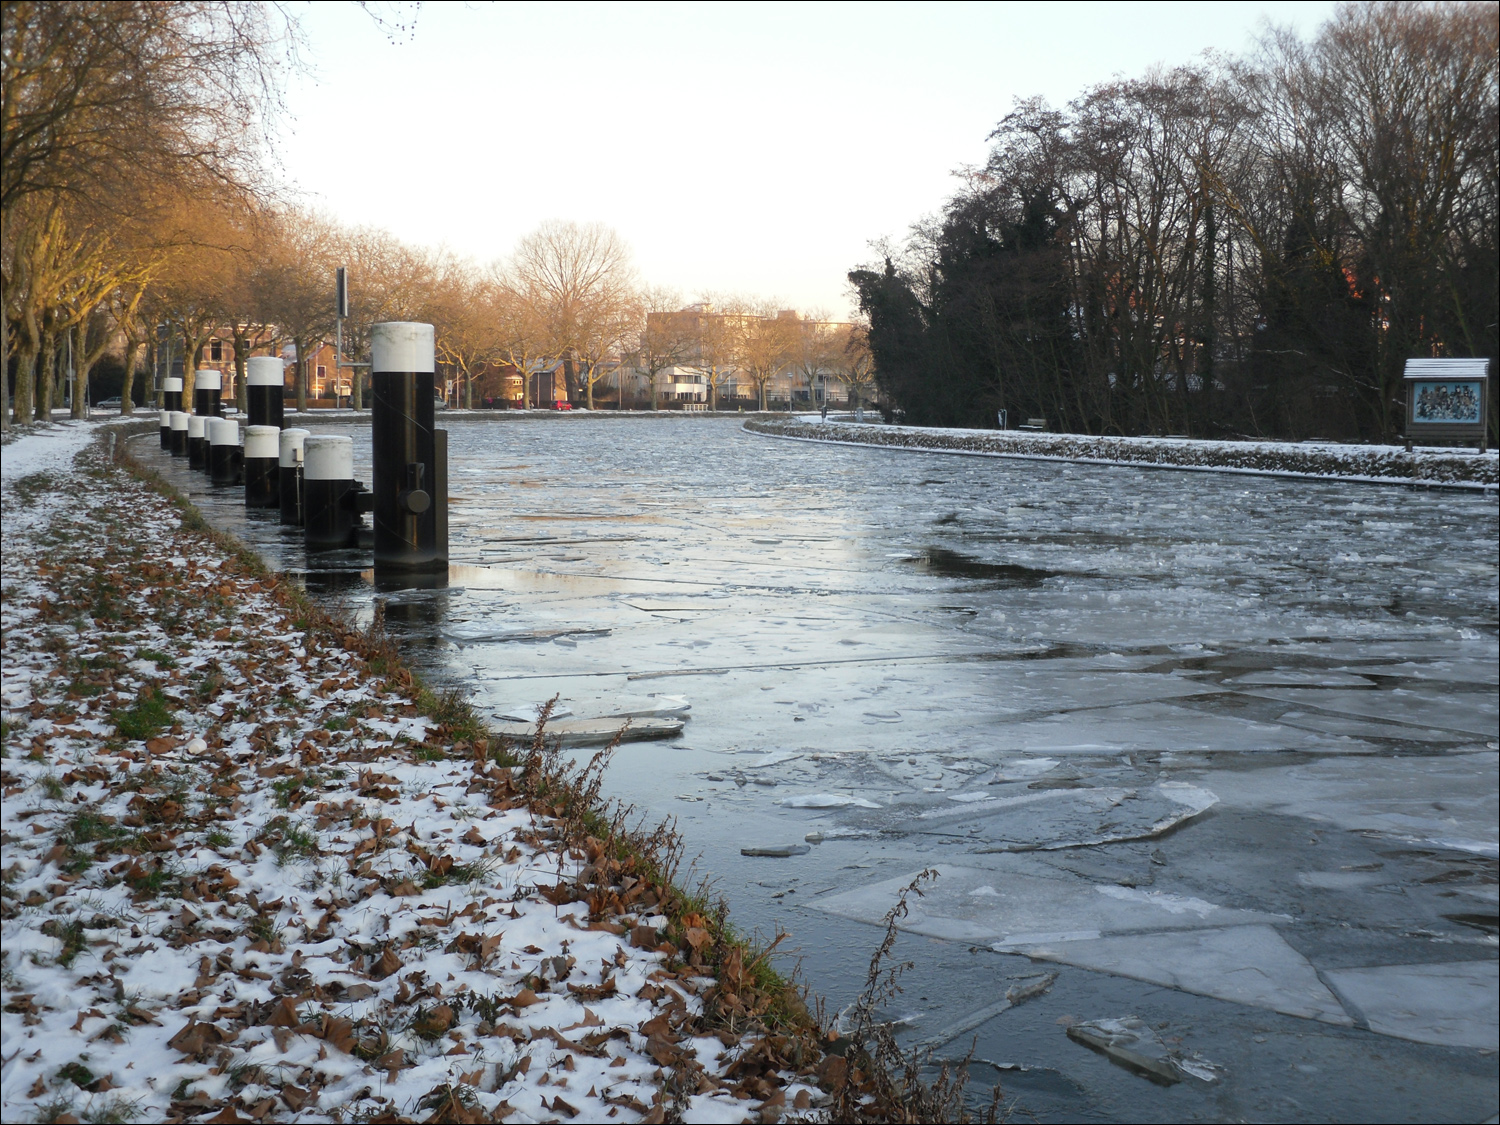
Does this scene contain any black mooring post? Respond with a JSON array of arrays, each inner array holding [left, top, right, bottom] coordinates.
[[244, 425, 280, 508], [169, 411, 189, 456], [162, 376, 183, 415], [303, 434, 356, 551], [209, 419, 241, 486], [158, 408, 172, 450], [193, 370, 222, 419], [246, 356, 284, 430], [278, 428, 310, 525], [188, 414, 208, 470], [370, 322, 448, 574]]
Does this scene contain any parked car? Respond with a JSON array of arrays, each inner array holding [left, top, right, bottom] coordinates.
[[551, 400, 572, 410], [95, 397, 122, 409]]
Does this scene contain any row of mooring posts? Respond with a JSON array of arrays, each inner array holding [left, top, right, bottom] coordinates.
[[151, 322, 447, 580]]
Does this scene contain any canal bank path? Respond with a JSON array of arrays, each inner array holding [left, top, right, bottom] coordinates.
[[0, 421, 825, 1125]]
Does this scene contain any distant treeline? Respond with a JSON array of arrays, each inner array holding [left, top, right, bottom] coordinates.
[[849, 2, 1498, 442]]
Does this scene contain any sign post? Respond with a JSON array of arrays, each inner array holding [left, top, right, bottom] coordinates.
[[1403, 358, 1491, 453]]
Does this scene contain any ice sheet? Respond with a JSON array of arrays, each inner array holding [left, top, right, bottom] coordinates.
[[1324, 960, 1498, 1049], [1016, 926, 1354, 1024], [1243, 687, 1499, 740], [811, 864, 1280, 946], [901, 782, 1218, 851], [1197, 754, 1499, 856]]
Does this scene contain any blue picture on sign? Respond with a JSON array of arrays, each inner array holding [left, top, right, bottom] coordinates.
[[1412, 380, 1482, 424]]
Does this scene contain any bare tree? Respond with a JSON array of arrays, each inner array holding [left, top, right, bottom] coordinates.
[[635, 288, 693, 410], [511, 219, 637, 405]]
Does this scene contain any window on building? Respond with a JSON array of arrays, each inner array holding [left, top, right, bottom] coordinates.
[[209, 339, 223, 361], [316, 365, 327, 379]]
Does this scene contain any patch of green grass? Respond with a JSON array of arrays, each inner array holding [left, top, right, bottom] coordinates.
[[134, 648, 176, 670], [112, 689, 172, 742], [12, 471, 53, 508], [262, 815, 317, 864], [41, 918, 88, 967], [323, 716, 348, 731], [55, 1060, 95, 1089], [83, 1095, 144, 1123], [413, 745, 446, 762], [39, 774, 65, 800], [204, 828, 233, 848], [423, 858, 496, 890], [33, 1094, 78, 1124], [271, 773, 311, 809]]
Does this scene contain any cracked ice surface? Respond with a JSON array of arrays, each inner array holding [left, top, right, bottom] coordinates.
[[148, 416, 1500, 1123]]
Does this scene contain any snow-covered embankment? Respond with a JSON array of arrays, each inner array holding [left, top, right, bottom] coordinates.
[[745, 418, 1498, 488], [1, 425, 819, 1124]]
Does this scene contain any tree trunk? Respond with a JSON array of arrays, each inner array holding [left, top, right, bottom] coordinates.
[[72, 322, 88, 419], [121, 339, 140, 415], [708, 381, 717, 411], [37, 330, 55, 421], [295, 337, 308, 413], [233, 330, 249, 413], [1, 276, 10, 432], [586, 374, 594, 410], [464, 370, 473, 410], [13, 340, 37, 424], [650, 371, 659, 410]]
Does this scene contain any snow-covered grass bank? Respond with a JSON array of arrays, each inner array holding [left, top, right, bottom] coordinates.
[[1, 427, 830, 1124], [745, 418, 1499, 489]]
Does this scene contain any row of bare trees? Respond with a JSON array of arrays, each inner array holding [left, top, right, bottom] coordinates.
[[2, 0, 302, 428], [852, 2, 1498, 441], [2, 3, 873, 425]]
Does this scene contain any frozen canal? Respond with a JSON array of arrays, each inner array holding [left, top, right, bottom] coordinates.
[[137, 415, 1499, 1122]]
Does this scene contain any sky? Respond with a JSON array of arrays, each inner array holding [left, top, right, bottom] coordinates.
[[278, 1, 1338, 318]]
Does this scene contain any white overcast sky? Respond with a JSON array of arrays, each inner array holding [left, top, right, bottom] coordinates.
[[278, 1, 1337, 317]]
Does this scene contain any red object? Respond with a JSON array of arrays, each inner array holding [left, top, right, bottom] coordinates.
[[552, 401, 572, 410]]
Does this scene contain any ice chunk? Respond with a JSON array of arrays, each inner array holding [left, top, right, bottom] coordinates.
[[1227, 670, 1374, 687], [1198, 753, 1498, 856], [812, 864, 1279, 948], [904, 783, 1216, 852], [1018, 926, 1352, 1024], [779, 793, 881, 809], [985, 757, 1060, 782], [1067, 1017, 1184, 1085], [490, 717, 682, 746], [1324, 960, 1498, 1049], [741, 844, 812, 858], [493, 702, 574, 723]]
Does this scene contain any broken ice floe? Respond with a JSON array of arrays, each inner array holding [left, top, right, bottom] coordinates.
[[1021, 926, 1351, 1024], [903, 782, 1217, 852], [1324, 960, 1499, 1050], [812, 865, 1361, 1024], [491, 716, 684, 746], [741, 844, 812, 858], [1066, 1017, 1223, 1085], [1198, 753, 1498, 857], [779, 793, 882, 809]]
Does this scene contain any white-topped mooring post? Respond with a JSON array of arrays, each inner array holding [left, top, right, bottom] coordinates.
[[303, 434, 357, 551], [169, 410, 189, 456], [246, 356, 284, 430], [244, 425, 280, 508], [161, 377, 184, 449], [208, 418, 242, 486], [187, 414, 209, 470], [278, 427, 311, 525], [193, 369, 222, 419], [370, 321, 448, 575]]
